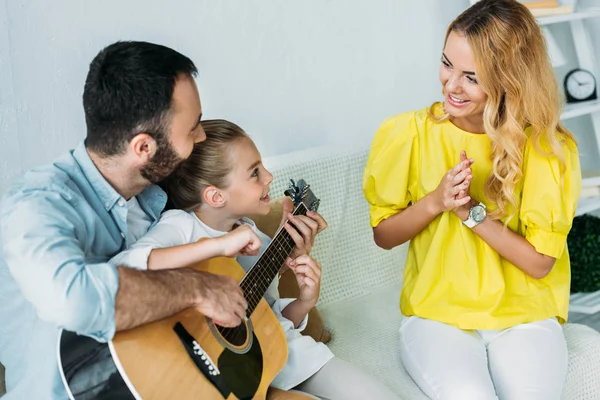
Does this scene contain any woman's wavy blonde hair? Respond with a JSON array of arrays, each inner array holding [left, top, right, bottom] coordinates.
[[429, 0, 576, 221]]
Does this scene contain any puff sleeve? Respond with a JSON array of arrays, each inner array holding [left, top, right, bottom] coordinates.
[[519, 137, 582, 259], [363, 112, 419, 227]]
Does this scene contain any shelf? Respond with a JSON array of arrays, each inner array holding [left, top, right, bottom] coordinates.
[[561, 100, 600, 120], [570, 289, 600, 314], [576, 196, 600, 216], [537, 8, 600, 25]]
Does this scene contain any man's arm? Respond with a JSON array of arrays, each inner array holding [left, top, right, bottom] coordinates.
[[1, 191, 246, 342], [115, 266, 247, 330]]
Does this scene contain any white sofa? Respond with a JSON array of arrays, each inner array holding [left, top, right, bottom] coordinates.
[[2, 145, 600, 399], [264, 145, 600, 400]]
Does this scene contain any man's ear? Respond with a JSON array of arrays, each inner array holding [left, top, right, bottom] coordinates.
[[203, 186, 226, 208], [129, 133, 157, 165]]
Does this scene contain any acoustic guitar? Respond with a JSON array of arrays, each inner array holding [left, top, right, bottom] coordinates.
[[58, 179, 320, 400]]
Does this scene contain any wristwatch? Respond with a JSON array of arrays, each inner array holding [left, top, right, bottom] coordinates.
[[462, 202, 487, 228]]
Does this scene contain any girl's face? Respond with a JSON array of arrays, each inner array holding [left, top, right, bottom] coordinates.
[[439, 31, 488, 131], [222, 138, 274, 217]]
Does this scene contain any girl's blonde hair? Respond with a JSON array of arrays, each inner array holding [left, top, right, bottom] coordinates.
[[429, 0, 576, 220], [160, 119, 249, 210]]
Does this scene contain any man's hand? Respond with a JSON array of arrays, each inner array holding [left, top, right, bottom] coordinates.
[[216, 224, 262, 257], [193, 272, 248, 327], [279, 197, 327, 263]]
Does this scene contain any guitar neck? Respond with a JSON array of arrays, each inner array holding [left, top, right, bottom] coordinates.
[[241, 203, 308, 314]]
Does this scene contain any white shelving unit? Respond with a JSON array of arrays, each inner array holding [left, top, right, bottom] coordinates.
[[538, 5, 600, 315], [537, 8, 600, 25]]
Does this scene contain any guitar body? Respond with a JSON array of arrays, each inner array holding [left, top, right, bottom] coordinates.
[[59, 257, 287, 400]]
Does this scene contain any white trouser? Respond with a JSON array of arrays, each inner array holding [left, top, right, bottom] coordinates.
[[291, 356, 400, 400], [399, 316, 568, 400]]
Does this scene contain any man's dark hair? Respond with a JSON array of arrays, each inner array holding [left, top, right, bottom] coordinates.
[[83, 41, 198, 156]]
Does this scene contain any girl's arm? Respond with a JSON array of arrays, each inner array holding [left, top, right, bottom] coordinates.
[[148, 225, 261, 270], [374, 157, 474, 250], [280, 255, 322, 328], [111, 211, 261, 270]]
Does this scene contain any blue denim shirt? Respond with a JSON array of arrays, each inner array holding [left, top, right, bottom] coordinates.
[[0, 142, 166, 399]]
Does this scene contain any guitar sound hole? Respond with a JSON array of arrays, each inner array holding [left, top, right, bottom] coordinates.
[[217, 324, 248, 347]]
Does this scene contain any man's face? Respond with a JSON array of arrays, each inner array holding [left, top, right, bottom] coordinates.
[[141, 74, 205, 183]]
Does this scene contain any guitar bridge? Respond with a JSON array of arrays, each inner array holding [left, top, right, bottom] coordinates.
[[173, 322, 231, 398]]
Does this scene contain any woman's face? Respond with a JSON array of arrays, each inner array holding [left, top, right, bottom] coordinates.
[[439, 31, 488, 128]]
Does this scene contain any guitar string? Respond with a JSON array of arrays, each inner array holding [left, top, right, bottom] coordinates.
[[219, 204, 308, 343], [242, 205, 306, 309], [221, 208, 302, 343], [241, 204, 307, 309], [220, 232, 296, 343]]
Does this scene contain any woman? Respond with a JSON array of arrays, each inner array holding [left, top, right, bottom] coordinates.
[[363, 1, 582, 399]]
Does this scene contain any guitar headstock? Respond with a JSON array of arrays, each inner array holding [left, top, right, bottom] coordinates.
[[284, 179, 320, 213]]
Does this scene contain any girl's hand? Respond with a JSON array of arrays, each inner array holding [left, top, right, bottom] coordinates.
[[217, 225, 262, 257], [286, 255, 322, 307], [431, 151, 474, 213], [279, 197, 327, 260]]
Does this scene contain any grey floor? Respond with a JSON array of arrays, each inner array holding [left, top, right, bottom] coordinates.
[[569, 310, 600, 332]]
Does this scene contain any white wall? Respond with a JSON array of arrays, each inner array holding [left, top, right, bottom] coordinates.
[[2, 0, 600, 196], [0, 0, 469, 195]]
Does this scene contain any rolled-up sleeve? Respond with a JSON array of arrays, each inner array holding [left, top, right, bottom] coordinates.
[[519, 137, 582, 259], [1, 190, 119, 342]]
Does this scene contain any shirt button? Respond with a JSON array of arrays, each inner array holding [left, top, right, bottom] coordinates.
[[120, 232, 125, 239], [118, 199, 125, 207], [105, 202, 110, 208]]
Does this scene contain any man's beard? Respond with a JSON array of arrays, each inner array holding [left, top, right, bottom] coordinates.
[[140, 139, 186, 184]]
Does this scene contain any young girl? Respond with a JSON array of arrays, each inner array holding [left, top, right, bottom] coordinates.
[[364, 1, 582, 399], [112, 119, 399, 399]]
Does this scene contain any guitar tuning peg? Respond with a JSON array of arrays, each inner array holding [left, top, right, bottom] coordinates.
[[301, 184, 310, 197], [285, 179, 299, 199], [311, 199, 320, 212]]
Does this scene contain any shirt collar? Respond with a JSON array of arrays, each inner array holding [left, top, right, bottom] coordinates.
[[73, 142, 122, 211], [72, 142, 168, 217]]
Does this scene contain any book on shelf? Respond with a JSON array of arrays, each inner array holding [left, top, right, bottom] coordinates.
[[582, 170, 600, 187], [519, 1, 559, 9], [529, 5, 574, 17]]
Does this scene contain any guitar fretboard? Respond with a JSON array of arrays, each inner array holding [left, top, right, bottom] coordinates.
[[241, 203, 308, 315]]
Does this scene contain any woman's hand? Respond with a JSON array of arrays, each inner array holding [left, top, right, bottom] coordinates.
[[431, 151, 474, 213], [452, 151, 477, 221]]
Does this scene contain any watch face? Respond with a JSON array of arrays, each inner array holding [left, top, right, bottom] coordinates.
[[566, 70, 596, 101], [471, 205, 486, 223]]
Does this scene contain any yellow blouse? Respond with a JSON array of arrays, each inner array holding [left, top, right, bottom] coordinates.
[[363, 105, 582, 330]]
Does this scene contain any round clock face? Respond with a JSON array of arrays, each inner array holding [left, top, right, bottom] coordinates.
[[566, 70, 596, 101]]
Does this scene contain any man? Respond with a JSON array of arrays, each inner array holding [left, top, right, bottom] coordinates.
[[0, 41, 257, 399]]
